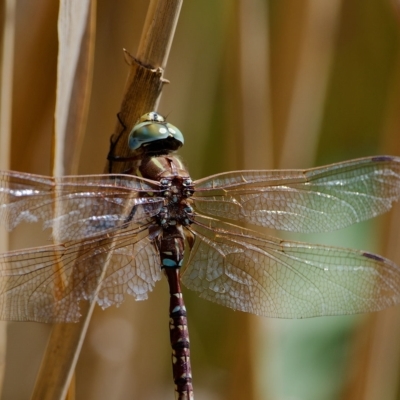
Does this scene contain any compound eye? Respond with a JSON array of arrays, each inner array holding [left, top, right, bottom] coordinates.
[[128, 114, 184, 151]]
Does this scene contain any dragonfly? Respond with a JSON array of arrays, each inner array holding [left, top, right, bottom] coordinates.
[[1, 112, 400, 399]]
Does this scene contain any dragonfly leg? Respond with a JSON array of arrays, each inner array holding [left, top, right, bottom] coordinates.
[[165, 268, 194, 400]]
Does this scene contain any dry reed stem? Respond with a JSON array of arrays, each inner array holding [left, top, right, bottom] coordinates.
[[32, 1, 96, 398], [0, 0, 16, 393], [32, 1, 182, 399], [105, 0, 182, 175]]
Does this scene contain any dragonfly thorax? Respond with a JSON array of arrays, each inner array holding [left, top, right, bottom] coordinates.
[[157, 177, 194, 228], [134, 152, 195, 229]]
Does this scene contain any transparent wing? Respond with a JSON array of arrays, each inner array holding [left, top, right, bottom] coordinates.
[[193, 156, 400, 233], [0, 225, 161, 323], [181, 215, 400, 318], [0, 171, 164, 241]]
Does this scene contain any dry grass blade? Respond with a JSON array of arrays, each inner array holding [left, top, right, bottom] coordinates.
[[31, 1, 95, 399], [53, 0, 96, 177], [0, 0, 16, 393], [238, 0, 273, 171], [0, 0, 15, 173]]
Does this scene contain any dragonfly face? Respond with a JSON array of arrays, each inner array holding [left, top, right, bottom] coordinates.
[[1, 111, 400, 399]]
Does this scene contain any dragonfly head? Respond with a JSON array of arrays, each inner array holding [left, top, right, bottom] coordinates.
[[128, 112, 184, 154]]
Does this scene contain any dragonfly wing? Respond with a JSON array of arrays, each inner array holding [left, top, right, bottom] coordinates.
[[0, 171, 163, 241], [0, 226, 161, 322], [193, 156, 400, 233], [182, 216, 400, 318], [95, 233, 161, 307]]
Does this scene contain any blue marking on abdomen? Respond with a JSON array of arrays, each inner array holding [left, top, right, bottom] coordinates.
[[163, 259, 178, 267]]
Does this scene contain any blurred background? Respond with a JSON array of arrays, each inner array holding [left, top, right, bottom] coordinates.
[[1, 0, 400, 399]]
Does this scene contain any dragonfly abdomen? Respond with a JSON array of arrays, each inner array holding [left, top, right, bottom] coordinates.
[[165, 267, 193, 400], [156, 226, 185, 268]]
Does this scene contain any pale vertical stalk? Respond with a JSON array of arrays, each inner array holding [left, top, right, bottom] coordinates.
[[0, 0, 16, 394], [53, 0, 96, 177], [230, 1, 272, 399], [32, 1, 95, 399], [0, 0, 15, 206], [279, 0, 342, 169], [238, 0, 273, 170]]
